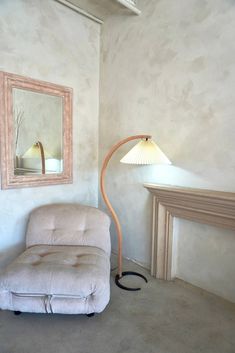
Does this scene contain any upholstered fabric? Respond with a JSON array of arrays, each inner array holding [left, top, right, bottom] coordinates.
[[0, 245, 110, 314], [26, 204, 111, 255], [0, 204, 111, 314]]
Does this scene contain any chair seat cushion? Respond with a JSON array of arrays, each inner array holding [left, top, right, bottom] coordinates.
[[0, 245, 110, 314]]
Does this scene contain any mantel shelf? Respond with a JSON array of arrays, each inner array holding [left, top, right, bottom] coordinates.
[[144, 183, 235, 201]]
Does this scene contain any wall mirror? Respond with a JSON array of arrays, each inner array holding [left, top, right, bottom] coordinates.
[[0, 71, 73, 189]]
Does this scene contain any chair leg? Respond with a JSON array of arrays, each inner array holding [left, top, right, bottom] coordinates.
[[14, 311, 22, 316], [86, 313, 95, 317]]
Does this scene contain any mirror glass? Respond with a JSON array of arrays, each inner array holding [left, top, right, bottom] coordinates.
[[13, 88, 63, 175]]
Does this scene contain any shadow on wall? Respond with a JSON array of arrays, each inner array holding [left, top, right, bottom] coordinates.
[[0, 243, 25, 271], [0, 207, 30, 270]]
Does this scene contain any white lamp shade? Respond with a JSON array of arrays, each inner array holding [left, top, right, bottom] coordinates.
[[120, 139, 171, 165]]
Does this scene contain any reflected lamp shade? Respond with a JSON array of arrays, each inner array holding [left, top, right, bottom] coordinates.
[[120, 139, 171, 165], [22, 141, 49, 175], [23, 143, 51, 159]]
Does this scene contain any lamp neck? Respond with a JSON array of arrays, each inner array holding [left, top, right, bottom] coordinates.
[[101, 134, 151, 172], [36, 141, 45, 175]]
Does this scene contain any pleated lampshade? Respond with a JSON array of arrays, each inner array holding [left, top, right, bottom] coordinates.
[[120, 139, 171, 165]]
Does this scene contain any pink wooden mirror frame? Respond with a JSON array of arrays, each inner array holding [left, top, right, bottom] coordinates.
[[0, 71, 73, 189]]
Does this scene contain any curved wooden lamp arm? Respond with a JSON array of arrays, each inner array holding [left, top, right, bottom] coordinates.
[[36, 141, 45, 175], [100, 134, 151, 277]]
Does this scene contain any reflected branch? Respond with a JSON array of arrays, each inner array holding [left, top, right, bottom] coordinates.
[[14, 108, 24, 152]]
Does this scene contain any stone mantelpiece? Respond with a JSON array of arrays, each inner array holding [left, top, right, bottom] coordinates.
[[144, 184, 235, 281]]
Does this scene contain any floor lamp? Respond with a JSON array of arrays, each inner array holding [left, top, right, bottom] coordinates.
[[100, 135, 171, 291]]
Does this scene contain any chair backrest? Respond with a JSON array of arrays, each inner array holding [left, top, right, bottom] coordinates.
[[26, 204, 111, 255]]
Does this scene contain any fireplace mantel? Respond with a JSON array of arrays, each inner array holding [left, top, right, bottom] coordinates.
[[144, 183, 235, 280]]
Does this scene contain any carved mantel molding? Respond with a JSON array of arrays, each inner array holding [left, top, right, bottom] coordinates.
[[144, 183, 235, 281]]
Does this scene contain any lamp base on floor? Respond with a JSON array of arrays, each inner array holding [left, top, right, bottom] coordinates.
[[115, 271, 148, 291]]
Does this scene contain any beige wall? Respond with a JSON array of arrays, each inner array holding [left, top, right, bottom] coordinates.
[[175, 219, 235, 303], [0, 0, 100, 268], [99, 0, 235, 301]]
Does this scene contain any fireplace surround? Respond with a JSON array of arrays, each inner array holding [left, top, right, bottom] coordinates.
[[144, 184, 235, 281]]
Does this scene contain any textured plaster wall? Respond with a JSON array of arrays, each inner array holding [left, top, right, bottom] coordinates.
[[99, 0, 235, 301], [175, 220, 235, 303], [0, 0, 100, 269]]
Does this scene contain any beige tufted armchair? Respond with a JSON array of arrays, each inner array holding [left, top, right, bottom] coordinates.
[[0, 204, 111, 316]]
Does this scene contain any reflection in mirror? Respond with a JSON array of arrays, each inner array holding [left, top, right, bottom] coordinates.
[[13, 88, 63, 175], [0, 71, 72, 189]]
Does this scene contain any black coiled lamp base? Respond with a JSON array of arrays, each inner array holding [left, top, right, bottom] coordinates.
[[115, 271, 148, 291]]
